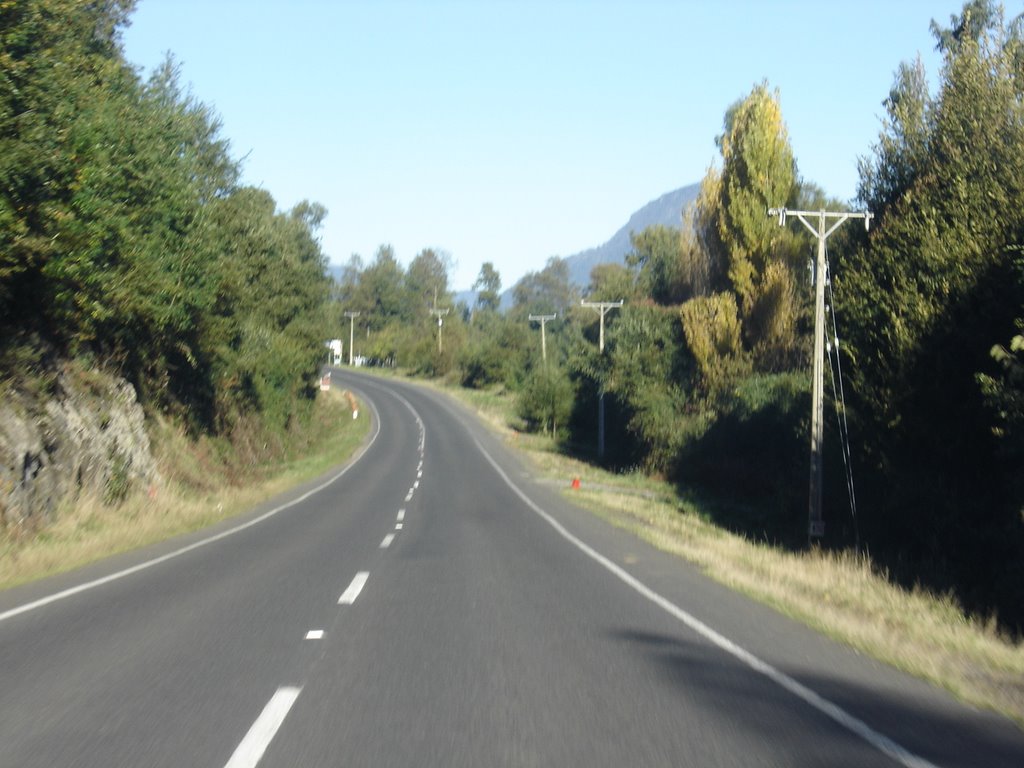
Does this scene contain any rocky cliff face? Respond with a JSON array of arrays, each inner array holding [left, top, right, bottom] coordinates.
[[0, 366, 157, 534]]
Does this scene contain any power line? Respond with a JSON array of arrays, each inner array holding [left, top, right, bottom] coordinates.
[[824, 250, 860, 551]]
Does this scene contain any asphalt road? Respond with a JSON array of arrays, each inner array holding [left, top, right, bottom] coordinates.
[[0, 370, 1021, 767]]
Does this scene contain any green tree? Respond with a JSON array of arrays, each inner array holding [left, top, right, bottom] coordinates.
[[716, 83, 799, 320], [459, 311, 528, 388], [691, 83, 805, 369], [0, 0, 332, 446], [473, 261, 502, 313], [517, 364, 574, 438], [357, 245, 406, 329], [856, 56, 932, 214], [625, 225, 686, 304], [405, 248, 452, 317], [606, 304, 693, 472], [203, 187, 329, 429], [512, 256, 576, 317], [679, 292, 749, 401], [839, 0, 1024, 627], [43, 57, 236, 410], [587, 263, 637, 304], [0, 0, 137, 332]]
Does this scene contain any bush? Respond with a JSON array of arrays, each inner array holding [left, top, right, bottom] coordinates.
[[676, 372, 811, 547], [517, 365, 575, 438]]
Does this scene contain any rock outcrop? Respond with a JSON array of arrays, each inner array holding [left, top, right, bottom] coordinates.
[[0, 366, 157, 533]]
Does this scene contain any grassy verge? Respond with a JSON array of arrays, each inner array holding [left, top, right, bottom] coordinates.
[[429, 375, 1024, 727], [0, 387, 369, 591]]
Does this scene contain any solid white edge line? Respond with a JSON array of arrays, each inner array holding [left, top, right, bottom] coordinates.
[[339, 571, 369, 605], [473, 436, 941, 768], [223, 686, 301, 768], [0, 396, 383, 625]]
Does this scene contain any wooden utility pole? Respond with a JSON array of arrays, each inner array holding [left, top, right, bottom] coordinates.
[[768, 207, 871, 543], [581, 299, 623, 458], [344, 311, 360, 366], [528, 313, 557, 364], [429, 289, 450, 354]]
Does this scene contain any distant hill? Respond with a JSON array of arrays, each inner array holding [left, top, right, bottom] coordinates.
[[561, 183, 700, 288], [453, 183, 700, 309]]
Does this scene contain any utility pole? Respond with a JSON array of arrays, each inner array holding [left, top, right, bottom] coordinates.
[[528, 313, 557, 364], [768, 207, 871, 543], [429, 289, 450, 354], [344, 310, 360, 366], [581, 299, 623, 458]]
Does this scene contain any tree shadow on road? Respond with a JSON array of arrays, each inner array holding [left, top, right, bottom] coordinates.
[[607, 627, 1024, 768]]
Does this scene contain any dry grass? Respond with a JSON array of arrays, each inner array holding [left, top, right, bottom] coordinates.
[[432, 378, 1024, 727], [0, 387, 369, 591]]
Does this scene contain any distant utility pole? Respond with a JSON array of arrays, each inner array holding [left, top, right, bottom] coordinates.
[[344, 310, 360, 365], [528, 313, 557, 364], [429, 290, 450, 354], [768, 207, 871, 543], [581, 299, 623, 458]]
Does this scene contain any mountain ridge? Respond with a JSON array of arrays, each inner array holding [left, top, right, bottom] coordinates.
[[561, 182, 700, 288], [453, 183, 700, 308]]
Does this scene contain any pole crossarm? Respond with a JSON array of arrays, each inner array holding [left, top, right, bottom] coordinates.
[[581, 300, 623, 354], [529, 313, 557, 364], [767, 207, 870, 542], [768, 208, 873, 238]]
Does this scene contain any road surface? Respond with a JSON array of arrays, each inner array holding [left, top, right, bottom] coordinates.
[[0, 370, 1021, 767]]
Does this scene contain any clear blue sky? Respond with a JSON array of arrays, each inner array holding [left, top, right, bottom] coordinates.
[[122, 0, 954, 291]]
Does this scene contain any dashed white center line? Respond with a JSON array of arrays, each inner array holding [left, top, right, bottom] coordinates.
[[413, 480, 419, 489], [305, 630, 324, 640], [395, 523, 403, 530], [380, 533, 395, 548], [223, 686, 301, 768], [405, 491, 414, 501], [338, 571, 369, 604], [417, 470, 422, 478], [397, 509, 405, 522]]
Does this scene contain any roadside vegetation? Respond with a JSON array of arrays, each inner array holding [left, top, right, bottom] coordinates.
[[1, 2, 339, 566], [0, 387, 368, 591], [1, 1, 331, 437], [433, 378, 1024, 727]]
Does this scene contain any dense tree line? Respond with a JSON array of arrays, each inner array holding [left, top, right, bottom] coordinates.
[[839, 0, 1024, 626], [0, 1, 331, 437], [336, 1, 1023, 632]]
